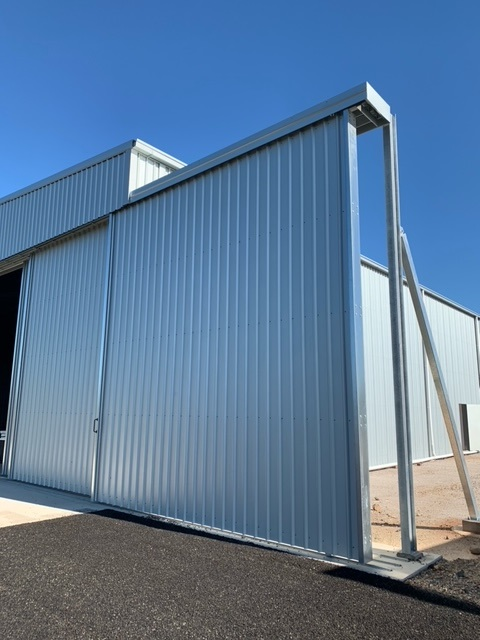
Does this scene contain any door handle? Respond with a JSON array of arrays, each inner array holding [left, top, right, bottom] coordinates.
[[93, 418, 99, 433]]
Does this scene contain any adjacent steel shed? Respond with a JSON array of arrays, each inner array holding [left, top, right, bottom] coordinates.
[[362, 258, 480, 468]]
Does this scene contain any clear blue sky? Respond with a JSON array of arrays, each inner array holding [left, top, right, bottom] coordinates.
[[1, 1, 478, 311]]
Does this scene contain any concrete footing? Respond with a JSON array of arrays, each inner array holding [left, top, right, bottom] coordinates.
[[363, 549, 440, 581], [462, 518, 480, 534]]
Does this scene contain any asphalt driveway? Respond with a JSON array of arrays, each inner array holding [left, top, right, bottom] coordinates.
[[0, 510, 478, 639]]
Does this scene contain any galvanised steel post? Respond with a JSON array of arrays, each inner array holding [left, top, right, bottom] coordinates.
[[383, 117, 418, 557]]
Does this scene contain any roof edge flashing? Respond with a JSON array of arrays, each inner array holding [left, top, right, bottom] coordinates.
[[349, 84, 392, 135], [133, 140, 186, 169], [130, 82, 391, 203], [361, 255, 480, 319], [365, 83, 392, 124]]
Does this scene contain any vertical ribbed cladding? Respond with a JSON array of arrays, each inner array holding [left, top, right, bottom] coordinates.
[[11, 225, 108, 494], [0, 151, 130, 262], [361, 259, 480, 467], [97, 116, 365, 561], [362, 263, 434, 466], [402, 285, 431, 460], [424, 295, 480, 456], [361, 263, 397, 466]]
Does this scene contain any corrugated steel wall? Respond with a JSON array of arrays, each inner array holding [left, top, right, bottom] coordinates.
[[96, 117, 367, 560], [362, 260, 480, 467], [361, 263, 397, 466], [129, 150, 174, 192], [0, 151, 130, 262], [424, 295, 480, 456], [403, 288, 431, 460], [10, 226, 107, 494]]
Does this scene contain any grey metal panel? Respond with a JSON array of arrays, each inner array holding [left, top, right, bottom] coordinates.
[[476, 317, 480, 387], [11, 226, 108, 494], [97, 117, 367, 561], [361, 263, 397, 467], [361, 258, 480, 467], [424, 294, 480, 456], [402, 286, 431, 461], [0, 149, 130, 262]]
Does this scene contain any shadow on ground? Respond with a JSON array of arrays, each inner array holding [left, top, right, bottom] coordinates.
[[1, 509, 479, 639]]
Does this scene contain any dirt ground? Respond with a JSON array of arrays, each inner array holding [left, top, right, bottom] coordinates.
[[369, 453, 480, 560], [370, 454, 480, 604]]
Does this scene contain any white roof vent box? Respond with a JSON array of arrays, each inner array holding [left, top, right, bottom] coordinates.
[[129, 140, 185, 193]]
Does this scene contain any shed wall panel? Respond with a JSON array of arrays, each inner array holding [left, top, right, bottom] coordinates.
[[11, 226, 108, 494], [424, 295, 480, 456], [403, 286, 431, 460], [361, 265, 429, 466], [361, 263, 396, 466], [362, 260, 480, 467], [0, 152, 129, 262], [96, 118, 366, 560]]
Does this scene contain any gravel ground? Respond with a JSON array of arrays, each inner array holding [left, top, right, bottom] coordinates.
[[410, 558, 480, 608], [1, 510, 480, 639]]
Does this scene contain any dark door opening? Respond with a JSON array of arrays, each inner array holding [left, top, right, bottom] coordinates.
[[0, 268, 22, 472]]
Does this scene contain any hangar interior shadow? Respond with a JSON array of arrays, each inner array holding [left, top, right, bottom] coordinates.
[[0, 268, 22, 470]]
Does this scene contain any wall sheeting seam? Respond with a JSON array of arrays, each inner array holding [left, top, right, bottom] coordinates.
[[91, 215, 116, 498]]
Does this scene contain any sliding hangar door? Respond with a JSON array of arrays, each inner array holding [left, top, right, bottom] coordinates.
[[8, 226, 107, 495], [95, 108, 372, 562]]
